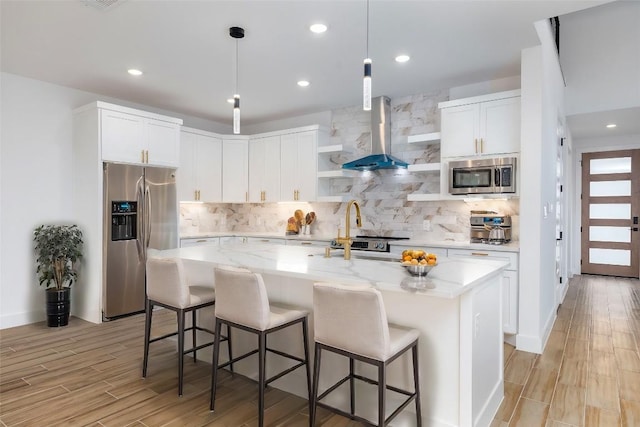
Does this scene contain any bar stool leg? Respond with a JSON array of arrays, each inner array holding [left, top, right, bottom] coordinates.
[[210, 318, 223, 411], [258, 331, 267, 427], [142, 299, 153, 378], [177, 309, 185, 397], [310, 344, 322, 427], [378, 363, 386, 427], [412, 343, 422, 427], [192, 310, 197, 363], [349, 358, 355, 416], [302, 318, 312, 418], [226, 324, 234, 374]]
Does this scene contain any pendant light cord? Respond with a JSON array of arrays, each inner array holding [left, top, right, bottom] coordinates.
[[235, 39, 239, 95], [366, 0, 369, 58]]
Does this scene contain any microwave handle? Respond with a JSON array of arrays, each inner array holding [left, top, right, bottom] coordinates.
[[495, 168, 501, 187]]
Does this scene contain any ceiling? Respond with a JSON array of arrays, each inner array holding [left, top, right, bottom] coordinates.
[[1, 0, 617, 129]]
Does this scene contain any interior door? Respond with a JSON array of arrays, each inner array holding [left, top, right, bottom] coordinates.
[[581, 149, 640, 277]]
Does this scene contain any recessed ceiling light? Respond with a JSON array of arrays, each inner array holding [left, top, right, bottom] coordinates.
[[297, 80, 310, 87], [127, 69, 143, 76], [606, 123, 617, 128], [309, 23, 327, 34], [395, 55, 410, 63]]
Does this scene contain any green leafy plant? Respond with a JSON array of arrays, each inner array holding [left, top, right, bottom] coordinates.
[[34, 225, 84, 290]]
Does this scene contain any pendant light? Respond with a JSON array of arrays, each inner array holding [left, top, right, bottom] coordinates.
[[363, 0, 371, 111], [230, 26, 244, 134]]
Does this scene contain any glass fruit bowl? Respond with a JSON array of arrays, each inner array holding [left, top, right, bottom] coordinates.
[[401, 262, 437, 277]]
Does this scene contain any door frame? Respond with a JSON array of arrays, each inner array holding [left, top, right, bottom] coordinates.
[[580, 149, 639, 278]]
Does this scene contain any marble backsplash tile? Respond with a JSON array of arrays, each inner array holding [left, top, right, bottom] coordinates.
[[180, 89, 519, 242]]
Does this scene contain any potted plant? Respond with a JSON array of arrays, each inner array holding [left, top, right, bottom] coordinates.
[[33, 224, 83, 327]]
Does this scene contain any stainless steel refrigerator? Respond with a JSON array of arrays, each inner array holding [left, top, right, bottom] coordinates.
[[103, 163, 178, 319]]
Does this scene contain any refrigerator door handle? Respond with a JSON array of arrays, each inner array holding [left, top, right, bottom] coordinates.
[[144, 183, 152, 254], [136, 176, 145, 263]]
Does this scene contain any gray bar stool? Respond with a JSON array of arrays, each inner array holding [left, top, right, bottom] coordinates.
[[311, 282, 422, 426], [143, 257, 231, 396], [209, 265, 311, 427]]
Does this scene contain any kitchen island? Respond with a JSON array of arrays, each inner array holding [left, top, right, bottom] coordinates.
[[150, 243, 508, 427]]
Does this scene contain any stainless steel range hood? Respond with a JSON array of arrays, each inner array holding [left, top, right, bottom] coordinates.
[[342, 96, 408, 171]]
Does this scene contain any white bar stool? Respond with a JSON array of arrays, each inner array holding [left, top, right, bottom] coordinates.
[[209, 265, 312, 427], [311, 282, 422, 426], [143, 257, 231, 397]]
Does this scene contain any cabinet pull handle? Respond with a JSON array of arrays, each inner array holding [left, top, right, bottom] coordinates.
[[480, 138, 484, 153], [245, 192, 248, 202], [474, 139, 478, 153], [260, 239, 269, 243], [194, 190, 198, 200], [141, 150, 145, 163], [145, 150, 149, 163], [196, 239, 207, 243], [198, 190, 201, 200], [471, 252, 489, 256], [301, 242, 312, 245]]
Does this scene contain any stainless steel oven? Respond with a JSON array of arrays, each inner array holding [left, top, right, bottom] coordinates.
[[449, 157, 516, 195]]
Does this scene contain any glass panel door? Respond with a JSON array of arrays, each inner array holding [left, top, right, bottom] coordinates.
[[581, 149, 639, 278]]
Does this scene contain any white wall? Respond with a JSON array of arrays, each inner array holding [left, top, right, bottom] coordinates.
[[517, 17, 567, 354], [560, 1, 640, 116], [0, 72, 227, 329]]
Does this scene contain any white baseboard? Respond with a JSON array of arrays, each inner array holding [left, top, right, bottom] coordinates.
[[0, 310, 44, 330], [475, 380, 504, 427], [515, 333, 544, 354]]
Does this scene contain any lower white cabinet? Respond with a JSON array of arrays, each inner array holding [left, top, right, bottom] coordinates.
[[180, 237, 219, 248], [447, 248, 519, 335], [286, 239, 329, 248]]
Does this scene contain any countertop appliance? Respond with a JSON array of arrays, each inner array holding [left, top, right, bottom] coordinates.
[[103, 163, 178, 319], [470, 212, 512, 244], [330, 236, 409, 252], [449, 156, 516, 195]]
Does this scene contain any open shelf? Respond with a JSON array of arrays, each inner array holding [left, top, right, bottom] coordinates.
[[407, 132, 441, 144], [407, 163, 441, 172], [317, 169, 360, 178], [317, 144, 347, 154]]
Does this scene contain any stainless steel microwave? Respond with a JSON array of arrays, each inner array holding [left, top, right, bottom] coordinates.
[[448, 157, 516, 195]]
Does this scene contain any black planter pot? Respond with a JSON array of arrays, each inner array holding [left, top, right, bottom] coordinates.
[[46, 288, 71, 327]]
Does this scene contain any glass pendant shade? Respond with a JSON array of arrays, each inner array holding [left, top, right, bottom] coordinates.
[[363, 58, 372, 111], [233, 95, 240, 134]]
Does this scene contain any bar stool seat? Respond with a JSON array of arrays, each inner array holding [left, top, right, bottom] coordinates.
[[311, 282, 422, 427], [210, 265, 312, 427], [143, 257, 231, 397]]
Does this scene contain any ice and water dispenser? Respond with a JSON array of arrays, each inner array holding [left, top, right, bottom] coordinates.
[[111, 201, 137, 241]]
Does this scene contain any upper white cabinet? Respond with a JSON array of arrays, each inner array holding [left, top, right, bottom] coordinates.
[[222, 137, 249, 203], [248, 136, 281, 203], [178, 128, 222, 202], [280, 129, 318, 202], [98, 103, 182, 167], [439, 90, 520, 158]]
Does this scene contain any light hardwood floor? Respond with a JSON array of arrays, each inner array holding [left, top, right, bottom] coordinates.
[[1, 274, 638, 426]]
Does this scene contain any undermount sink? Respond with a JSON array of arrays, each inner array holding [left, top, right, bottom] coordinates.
[[325, 250, 397, 262]]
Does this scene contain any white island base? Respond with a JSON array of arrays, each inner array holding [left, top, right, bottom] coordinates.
[[152, 244, 506, 427]]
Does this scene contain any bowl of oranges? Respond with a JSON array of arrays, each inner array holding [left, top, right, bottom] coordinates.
[[400, 249, 437, 277]]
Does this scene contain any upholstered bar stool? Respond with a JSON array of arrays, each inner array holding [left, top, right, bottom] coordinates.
[[311, 282, 422, 427], [143, 257, 231, 397], [210, 265, 311, 427]]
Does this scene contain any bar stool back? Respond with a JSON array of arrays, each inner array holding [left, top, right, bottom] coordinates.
[[311, 282, 422, 426], [210, 265, 312, 427], [143, 257, 230, 396]]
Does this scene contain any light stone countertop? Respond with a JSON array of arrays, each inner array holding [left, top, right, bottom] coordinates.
[[179, 231, 520, 252], [151, 242, 509, 299]]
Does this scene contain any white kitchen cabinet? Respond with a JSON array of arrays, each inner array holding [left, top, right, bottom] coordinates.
[[180, 237, 219, 248], [439, 90, 520, 158], [178, 128, 222, 202], [246, 237, 286, 245], [99, 104, 181, 167], [447, 248, 519, 335], [222, 137, 249, 203], [280, 130, 317, 202], [249, 136, 281, 202]]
